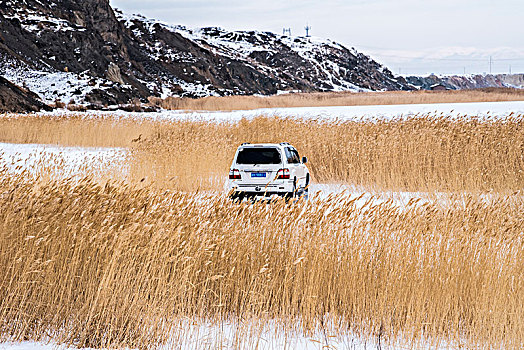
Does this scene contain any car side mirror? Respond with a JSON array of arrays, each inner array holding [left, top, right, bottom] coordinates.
[[302, 156, 308, 164]]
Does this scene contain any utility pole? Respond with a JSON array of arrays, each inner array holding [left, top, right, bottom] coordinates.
[[509, 65, 512, 74], [489, 56, 493, 74], [463, 67, 466, 75], [283, 28, 291, 36], [305, 24, 311, 37]]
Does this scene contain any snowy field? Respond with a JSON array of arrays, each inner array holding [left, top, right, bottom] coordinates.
[[0, 143, 128, 179], [1, 101, 522, 350], [0, 143, 442, 204], [0, 335, 380, 350], [0, 143, 127, 165], [0, 323, 455, 350], [0, 338, 430, 350], [0, 142, 489, 211], [34, 100, 524, 122], [5, 99, 524, 203]]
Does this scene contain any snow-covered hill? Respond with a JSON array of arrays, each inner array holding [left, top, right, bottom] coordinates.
[[0, 0, 412, 111], [117, 11, 410, 98], [1, 0, 521, 113]]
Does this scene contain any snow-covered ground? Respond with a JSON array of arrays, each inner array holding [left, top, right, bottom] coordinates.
[[0, 142, 479, 211], [0, 343, 57, 350], [0, 143, 128, 179], [35, 100, 524, 122], [0, 322, 454, 350], [309, 183, 445, 207], [0, 337, 430, 350], [1, 102, 517, 350], [0, 335, 379, 350], [0, 55, 130, 105]]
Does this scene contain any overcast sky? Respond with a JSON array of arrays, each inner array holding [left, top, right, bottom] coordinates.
[[111, 0, 524, 75]]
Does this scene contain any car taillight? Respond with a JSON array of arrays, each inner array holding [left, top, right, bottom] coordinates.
[[229, 169, 241, 179], [277, 168, 290, 179]]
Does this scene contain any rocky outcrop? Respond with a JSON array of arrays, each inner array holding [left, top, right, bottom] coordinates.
[[1, 0, 522, 113], [0, 76, 51, 112], [0, 0, 415, 110], [0, 0, 151, 105], [106, 62, 124, 84], [119, 16, 412, 96]]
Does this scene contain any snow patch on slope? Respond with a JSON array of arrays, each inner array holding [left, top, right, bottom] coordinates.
[[0, 55, 128, 104], [115, 10, 374, 94], [1, 2, 85, 34], [117, 11, 227, 98]]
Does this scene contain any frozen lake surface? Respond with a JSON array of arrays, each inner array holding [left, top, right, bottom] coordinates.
[[36, 100, 524, 122]]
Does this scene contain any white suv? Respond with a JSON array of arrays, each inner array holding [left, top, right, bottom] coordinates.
[[228, 143, 310, 201]]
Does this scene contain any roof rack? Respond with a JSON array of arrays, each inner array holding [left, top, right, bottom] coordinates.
[[279, 142, 290, 146], [241, 142, 251, 146]]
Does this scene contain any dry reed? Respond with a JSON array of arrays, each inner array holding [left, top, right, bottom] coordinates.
[[150, 88, 524, 111], [0, 171, 522, 349], [0, 114, 150, 148], [2, 113, 523, 193], [1, 111, 523, 348], [130, 116, 524, 193]]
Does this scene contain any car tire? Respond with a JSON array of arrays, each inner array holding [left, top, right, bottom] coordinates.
[[284, 179, 297, 202], [302, 174, 310, 199]]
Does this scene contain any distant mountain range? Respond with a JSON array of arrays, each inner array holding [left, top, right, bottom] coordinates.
[[406, 74, 524, 90], [0, 0, 522, 112]]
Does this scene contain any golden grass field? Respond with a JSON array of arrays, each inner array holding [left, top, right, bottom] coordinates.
[[2, 113, 523, 192], [0, 107, 523, 349], [150, 88, 524, 111], [0, 173, 523, 349], [129, 115, 524, 193]]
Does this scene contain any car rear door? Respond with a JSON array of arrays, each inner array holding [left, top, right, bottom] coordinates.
[[285, 147, 305, 185]]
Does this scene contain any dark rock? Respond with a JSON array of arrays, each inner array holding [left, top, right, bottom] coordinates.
[[0, 76, 51, 112], [0, 0, 421, 110]]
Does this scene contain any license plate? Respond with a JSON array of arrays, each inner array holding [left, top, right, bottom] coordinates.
[[251, 172, 266, 178]]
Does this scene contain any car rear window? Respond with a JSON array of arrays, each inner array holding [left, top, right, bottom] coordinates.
[[236, 148, 282, 164], [285, 147, 301, 164]]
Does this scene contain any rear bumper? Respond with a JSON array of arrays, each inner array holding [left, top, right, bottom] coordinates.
[[228, 180, 294, 194], [230, 191, 289, 198]]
